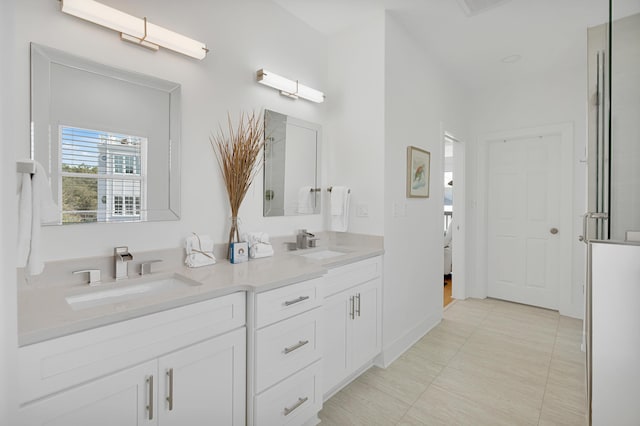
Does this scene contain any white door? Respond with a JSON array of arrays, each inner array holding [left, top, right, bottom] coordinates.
[[487, 135, 561, 309], [322, 292, 350, 396], [451, 138, 466, 299], [158, 328, 246, 426], [19, 360, 156, 426], [350, 279, 382, 369]]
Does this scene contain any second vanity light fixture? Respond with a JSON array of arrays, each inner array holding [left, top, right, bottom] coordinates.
[[256, 69, 325, 103], [60, 0, 208, 60]]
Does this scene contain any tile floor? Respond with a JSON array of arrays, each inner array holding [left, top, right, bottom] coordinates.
[[319, 298, 587, 425]]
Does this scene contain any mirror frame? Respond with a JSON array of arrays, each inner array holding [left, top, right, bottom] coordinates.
[[30, 43, 181, 224]]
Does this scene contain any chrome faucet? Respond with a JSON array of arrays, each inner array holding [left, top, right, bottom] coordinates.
[[296, 229, 317, 249], [114, 246, 133, 280]]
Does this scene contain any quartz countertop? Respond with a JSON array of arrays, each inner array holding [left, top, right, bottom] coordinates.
[[17, 233, 383, 346]]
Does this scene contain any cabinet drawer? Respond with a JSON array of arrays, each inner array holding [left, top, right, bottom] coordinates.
[[255, 278, 323, 328], [255, 308, 322, 393], [324, 256, 382, 298], [254, 360, 322, 426], [19, 292, 246, 404]]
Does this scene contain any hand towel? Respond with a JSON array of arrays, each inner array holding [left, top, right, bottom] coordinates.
[[184, 233, 216, 267], [242, 232, 274, 259], [330, 186, 351, 232], [17, 161, 59, 275], [330, 186, 346, 215], [249, 242, 274, 259], [297, 186, 314, 214]]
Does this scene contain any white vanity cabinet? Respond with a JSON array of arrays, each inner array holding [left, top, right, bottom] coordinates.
[[18, 292, 246, 426], [248, 277, 324, 426], [322, 256, 382, 398]]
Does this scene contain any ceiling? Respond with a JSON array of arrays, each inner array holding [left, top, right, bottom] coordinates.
[[274, 0, 640, 91]]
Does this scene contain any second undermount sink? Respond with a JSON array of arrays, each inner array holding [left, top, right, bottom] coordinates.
[[297, 249, 350, 260], [65, 274, 201, 311]]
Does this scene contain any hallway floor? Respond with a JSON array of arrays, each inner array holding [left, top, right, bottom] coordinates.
[[319, 298, 587, 425]]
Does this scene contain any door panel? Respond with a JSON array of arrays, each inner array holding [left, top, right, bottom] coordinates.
[[488, 135, 561, 309], [351, 279, 381, 369], [19, 360, 155, 426], [321, 293, 350, 395], [158, 328, 246, 426]]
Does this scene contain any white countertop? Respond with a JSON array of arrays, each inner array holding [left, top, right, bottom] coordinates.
[[18, 234, 383, 346]]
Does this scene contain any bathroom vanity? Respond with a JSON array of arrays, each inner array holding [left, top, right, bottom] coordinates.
[[16, 234, 383, 426], [18, 293, 247, 425]]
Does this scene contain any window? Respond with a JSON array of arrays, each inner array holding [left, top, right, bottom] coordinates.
[[60, 126, 147, 223], [114, 196, 123, 216]]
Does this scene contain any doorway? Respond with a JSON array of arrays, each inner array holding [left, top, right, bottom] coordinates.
[[443, 132, 466, 307]]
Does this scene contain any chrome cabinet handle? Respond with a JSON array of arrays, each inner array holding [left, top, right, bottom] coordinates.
[[284, 296, 309, 306], [284, 340, 309, 355], [356, 293, 361, 317], [349, 296, 355, 319], [284, 396, 308, 416], [166, 368, 174, 411], [147, 375, 154, 420]]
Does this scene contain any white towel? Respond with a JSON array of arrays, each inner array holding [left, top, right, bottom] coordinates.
[[17, 161, 59, 275], [184, 234, 216, 268], [242, 232, 274, 259], [330, 186, 351, 232], [297, 186, 314, 214]]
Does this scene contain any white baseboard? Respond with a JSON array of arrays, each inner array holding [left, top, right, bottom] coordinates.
[[322, 362, 375, 401], [375, 313, 441, 369]]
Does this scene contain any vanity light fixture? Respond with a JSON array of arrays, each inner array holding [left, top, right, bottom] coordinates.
[[256, 69, 325, 103], [60, 0, 208, 60]]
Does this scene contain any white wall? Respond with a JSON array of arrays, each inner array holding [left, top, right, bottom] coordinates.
[[467, 46, 587, 318], [380, 14, 469, 363], [0, 0, 18, 422], [325, 11, 386, 236], [12, 0, 329, 262]]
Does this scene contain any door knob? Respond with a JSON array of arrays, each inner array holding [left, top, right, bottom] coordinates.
[[550, 228, 559, 235]]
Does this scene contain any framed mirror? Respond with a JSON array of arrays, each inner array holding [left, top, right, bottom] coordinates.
[[263, 110, 321, 217], [30, 43, 181, 224]]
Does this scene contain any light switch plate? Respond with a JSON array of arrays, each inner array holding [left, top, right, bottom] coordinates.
[[356, 204, 369, 217]]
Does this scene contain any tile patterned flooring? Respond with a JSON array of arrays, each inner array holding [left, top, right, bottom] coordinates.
[[319, 298, 587, 425]]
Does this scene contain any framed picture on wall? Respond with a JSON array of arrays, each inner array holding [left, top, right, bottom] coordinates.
[[407, 146, 430, 198]]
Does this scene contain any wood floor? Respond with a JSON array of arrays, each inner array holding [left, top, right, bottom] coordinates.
[[443, 276, 453, 307], [319, 298, 587, 425]]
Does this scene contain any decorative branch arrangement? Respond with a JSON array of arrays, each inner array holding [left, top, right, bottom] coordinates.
[[210, 111, 265, 258]]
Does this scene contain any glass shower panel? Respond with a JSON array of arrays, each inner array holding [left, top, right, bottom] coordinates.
[[587, 12, 640, 242], [609, 13, 640, 240]]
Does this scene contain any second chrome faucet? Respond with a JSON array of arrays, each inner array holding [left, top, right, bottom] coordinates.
[[114, 246, 133, 280]]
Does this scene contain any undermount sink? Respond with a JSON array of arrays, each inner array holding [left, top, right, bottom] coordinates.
[[65, 274, 201, 311], [297, 249, 350, 260]]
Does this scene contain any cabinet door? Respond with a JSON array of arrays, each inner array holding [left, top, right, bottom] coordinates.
[[19, 360, 157, 426], [158, 327, 246, 426], [351, 278, 382, 369], [322, 292, 351, 396]]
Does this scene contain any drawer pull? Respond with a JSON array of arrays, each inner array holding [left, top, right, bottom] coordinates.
[[284, 296, 310, 306], [284, 340, 309, 354], [146, 375, 154, 420], [166, 368, 174, 411], [356, 293, 361, 317], [284, 396, 308, 416]]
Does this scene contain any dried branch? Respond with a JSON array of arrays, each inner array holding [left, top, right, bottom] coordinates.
[[210, 111, 265, 247]]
